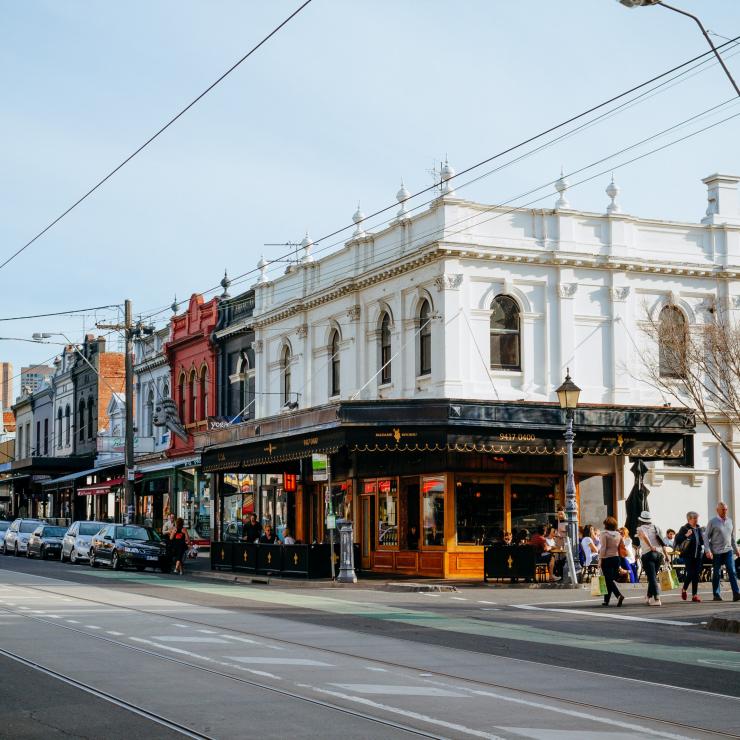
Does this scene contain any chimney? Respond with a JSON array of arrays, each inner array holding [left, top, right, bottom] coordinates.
[[701, 173, 740, 226], [96, 335, 106, 354]]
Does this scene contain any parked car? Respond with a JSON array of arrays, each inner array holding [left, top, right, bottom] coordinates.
[[90, 524, 171, 572], [27, 525, 68, 559], [61, 520, 107, 563], [0, 521, 10, 540], [2, 519, 45, 556]]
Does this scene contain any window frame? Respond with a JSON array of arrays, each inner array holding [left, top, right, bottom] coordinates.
[[380, 312, 392, 385], [489, 294, 521, 371], [658, 304, 687, 379], [329, 330, 341, 398], [418, 299, 432, 377]]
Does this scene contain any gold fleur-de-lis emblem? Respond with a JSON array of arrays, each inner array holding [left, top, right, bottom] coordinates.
[[265, 442, 277, 455], [293, 553, 299, 565], [392, 428, 401, 443], [617, 434, 624, 447], [507, 555, 514, 569], [267, 552, 272, 564], [220, 548, 225, 560], [243, 551, 248, 562]]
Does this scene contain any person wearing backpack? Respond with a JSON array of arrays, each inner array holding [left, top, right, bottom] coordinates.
[[675, 511, 705, 603]]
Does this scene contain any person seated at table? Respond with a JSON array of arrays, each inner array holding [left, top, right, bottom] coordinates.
[[545, 526, 557, 549], [530, 524, 557, 581], [618, 526, 638, 582], [281, 527, 296, 545], [259, 524, 278, 545], [580, 524, 599, 567], [515, 529, 530, 545], [242, 513, 262, 543], [502, 531, 513, 546], [664, 528, 676, 549]]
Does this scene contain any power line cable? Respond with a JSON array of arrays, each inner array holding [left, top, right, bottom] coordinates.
[[0, 304, 122, 322], [0, 0, 314, 274]]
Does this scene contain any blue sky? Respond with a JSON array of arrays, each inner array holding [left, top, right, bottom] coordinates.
[[1, 0, 739, 397]]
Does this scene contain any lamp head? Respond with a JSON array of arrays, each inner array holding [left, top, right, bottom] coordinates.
[[556, 370, 581, 411], [618, 0, 660, 6]]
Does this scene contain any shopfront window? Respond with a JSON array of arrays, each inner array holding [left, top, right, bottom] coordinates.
[[377, 478, 398, 548], [221, 473, 254, 541], [510, 476, 561, 533], [421, 476, 445, 546], [260, 482, 288, 540], [456, 479, 504, 545]]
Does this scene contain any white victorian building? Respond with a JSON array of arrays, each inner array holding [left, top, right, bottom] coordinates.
[[200, 168, 740, 579]]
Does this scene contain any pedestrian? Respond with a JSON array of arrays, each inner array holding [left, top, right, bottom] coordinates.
[[618, 526, 638, 583], [674, 511, 705, 602], [703, 501, 740, 602], [598, 517, 625, 607], [637, 511, 667, 606], [169, 517, 191, 575], [242, 513, 262, 543], [162, 512, 175, 536]]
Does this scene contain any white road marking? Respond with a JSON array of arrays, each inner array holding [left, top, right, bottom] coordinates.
[[106, 631, 123, 636], [513, 604, 693, 627], [331, 683, 469, 697], [451, 597, 468, 601], [314, 688, 504, 739], [85, 625, 101, 630], [230, 657, 334, 667], [197, 628, 219, 634], [66, 619, 79, 624], [499, 729, 639, 739], [219, 634, 284, 651], [477, 600, 497, 605], [365, 666, 388, 672], [467, 689, 691, 740], [173, 623, 189, 628], [150, 635, 228, 644], [480, 608, 500, 611]]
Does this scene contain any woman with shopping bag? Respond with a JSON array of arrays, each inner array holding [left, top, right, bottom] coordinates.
[[674, 511, 705, 603], [598, 516, 625, 607], [637, 511, 668, 606]]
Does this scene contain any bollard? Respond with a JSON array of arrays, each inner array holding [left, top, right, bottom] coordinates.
[[337, 522, 357, 583]]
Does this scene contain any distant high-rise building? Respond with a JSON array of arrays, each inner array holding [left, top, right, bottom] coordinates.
[[0, 362, 12, 410], [20, 365, 54, 394]]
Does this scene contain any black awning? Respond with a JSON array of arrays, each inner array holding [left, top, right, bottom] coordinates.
[[201, 399, 695, 472]]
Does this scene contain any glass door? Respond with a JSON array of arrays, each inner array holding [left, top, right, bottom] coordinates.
[[360, 495, 375, 569]]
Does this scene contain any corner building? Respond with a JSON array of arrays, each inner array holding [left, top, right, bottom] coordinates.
[[199, 171, 740, 578]]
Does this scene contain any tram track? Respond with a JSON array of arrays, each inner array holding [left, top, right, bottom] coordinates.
[[1, 574, 737, 739]]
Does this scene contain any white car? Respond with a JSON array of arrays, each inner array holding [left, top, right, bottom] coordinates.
[[2, 519, 45, 556], [61, 520, 107, 563]]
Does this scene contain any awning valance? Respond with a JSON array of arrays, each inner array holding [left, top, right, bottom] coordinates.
[[76, 474, 141, 496]]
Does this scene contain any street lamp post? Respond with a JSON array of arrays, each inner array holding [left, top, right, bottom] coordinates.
[[618, 0, 740, 98], [555, 370, 581, 587]]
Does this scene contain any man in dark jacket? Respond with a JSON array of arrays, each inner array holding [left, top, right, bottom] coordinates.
[[675, 511, 705, 602], [242, 513, 262, 543]]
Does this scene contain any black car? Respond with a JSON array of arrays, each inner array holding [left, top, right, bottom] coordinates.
[[27, 525, 67, 559], [89, 524, 171, 572]]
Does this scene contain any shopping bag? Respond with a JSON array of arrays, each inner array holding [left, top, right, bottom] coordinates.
[[659, 567, 679, 591], [590, 575, 607, 597]]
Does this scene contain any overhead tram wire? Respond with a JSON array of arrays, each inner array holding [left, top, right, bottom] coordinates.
[[221, 96, 740, 308], [131, 36, 740, 319], [0, 304, 122, 322], [0, 0, 314, 274]]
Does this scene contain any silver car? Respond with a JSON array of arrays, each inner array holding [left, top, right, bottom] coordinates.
[[61, 520, 107, 563], [2, 519, 45, 556]]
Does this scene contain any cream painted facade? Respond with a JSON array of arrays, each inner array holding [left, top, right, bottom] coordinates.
[[242, 171, 740, 532]]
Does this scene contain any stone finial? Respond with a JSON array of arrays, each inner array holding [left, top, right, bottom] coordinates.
[[300, 232, 314, 263], [441, 159, 456, 197], [606, 175, 621, 215], [352, 203, 366, 238], [257, 256, 268, 284], [220, 270, 231, 298], [396, 179, 410, 220], [555, 168, 570, 210]]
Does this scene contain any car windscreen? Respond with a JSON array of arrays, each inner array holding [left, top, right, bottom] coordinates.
[[43, 527, 67, 537], [78, 523, 104, 536], [0, 522, 9, 531], [115, 526, 158, 542], [20, 521, 42, 533]]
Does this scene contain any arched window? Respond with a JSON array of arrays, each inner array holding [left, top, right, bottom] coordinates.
[[78, 399, 85, 442], [145, 388, 155, 437], [380, 313, 392, 384], [329, 330, 341, 397], [490, 295, 521, 370], [177, 373, 186, 424], [189, 371, 197, 424], [162, 381, 170, 399], [658, 305, 687, 378], [56, 408, 63, 449], [199, 367, 208, 420], [64, 405, 70, 446], [418, 299, 432, 376], [87, 397, 95, 440], [281, 345, 292, 406]]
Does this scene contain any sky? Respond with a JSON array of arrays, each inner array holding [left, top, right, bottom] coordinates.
[[1, 0, 739, 399]]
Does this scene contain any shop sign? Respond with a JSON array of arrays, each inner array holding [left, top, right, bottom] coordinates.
[[283, 473, 297, 492], [312, 453, 328, 481], [207, 416, 233, 431]]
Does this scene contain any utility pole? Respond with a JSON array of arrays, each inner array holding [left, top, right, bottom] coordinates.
[[98, 300, 152, 524]]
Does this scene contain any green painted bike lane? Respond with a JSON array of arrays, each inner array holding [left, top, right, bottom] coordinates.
[[82, 570, 740, 672]]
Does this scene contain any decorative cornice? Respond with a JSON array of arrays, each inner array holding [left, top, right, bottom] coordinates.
[[434, 273, 463, 291]]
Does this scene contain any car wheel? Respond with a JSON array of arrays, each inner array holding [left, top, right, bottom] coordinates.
[[70, 548, 77, 565], [14, 544, 19, 557], [111, 553, 121, 571], [61, 549, 68, 562], [41, 546, 47, 560], [90, 550, 99, 568]]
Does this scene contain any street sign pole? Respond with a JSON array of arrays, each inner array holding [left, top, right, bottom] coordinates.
[[327, 458, 335, 581]]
